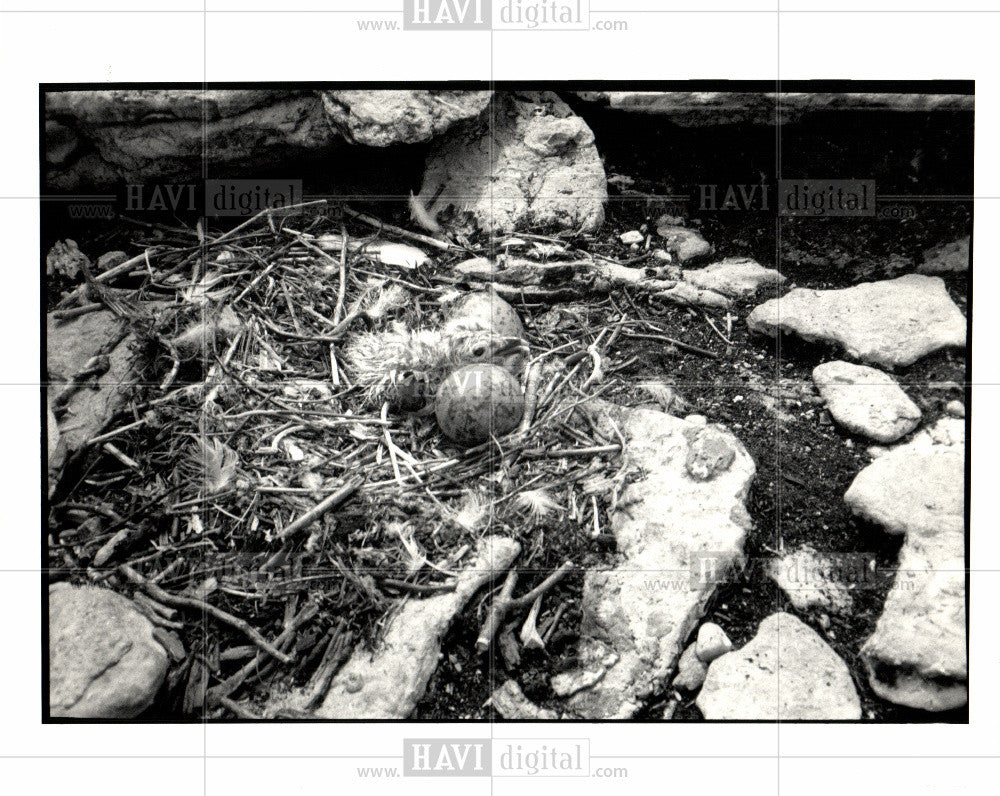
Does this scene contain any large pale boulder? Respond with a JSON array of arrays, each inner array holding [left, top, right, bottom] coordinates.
[[418, 91, 606, 233], [47, 310, 141, 494], [574, 92, 972, 125], [46, 90, 336, 189], [49, 583, 168, 718], [562, 405, 755, 719]]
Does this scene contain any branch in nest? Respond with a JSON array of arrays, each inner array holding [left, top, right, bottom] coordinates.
[[119, 564, 295, 664], [455, 256, 731, 309]]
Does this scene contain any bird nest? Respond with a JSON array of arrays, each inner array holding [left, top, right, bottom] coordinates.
[[48, 203, 640, 716]]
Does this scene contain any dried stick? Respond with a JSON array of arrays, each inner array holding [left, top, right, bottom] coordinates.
[[509, 561, 574, 609], [207, 602, 320, 703], [273, 475, 364, 543], [342, 204, 454, 252], [475, 569, 518, 652], [118, 564, 294, 664]]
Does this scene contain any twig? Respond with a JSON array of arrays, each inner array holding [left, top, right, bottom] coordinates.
[[542, 601, 568, 644], [118, 564, 294, 664], [379, 578, 456, 595], [342, 204, 454, 252], [207, 601, 320, 703], [522, 444, 620, 459], [516, 360, 543, 436], [621, 331, 719, 360], [509, 561, 574, 609], [475, 569, 518, 652], [334, 224, 349, 325], [273, 476, 364, 543], [302, 624, 354, 710]]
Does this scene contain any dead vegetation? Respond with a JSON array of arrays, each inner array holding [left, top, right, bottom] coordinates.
[[45, 201, 720, 718]]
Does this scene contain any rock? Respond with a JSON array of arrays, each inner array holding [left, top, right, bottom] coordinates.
[[917, 237, 970, 275], [672, 644, 708, 691], [47, 311, 142, 493], [685, 428, 737, 480], [945, 400, 966, 418], [682, 257, 785, 298], [696, 613, 861, 720], [46, 90, 338, 189], [46, 401, 60, 465], [747, 275, 966, 368], [844, 421, 966, 711], [492, 680, 558, 720], [573, 91, 972, 126], [49, 583, 168, 718], [45, 120, 79, 166], [695, 623, 733, 662], [812, 361, 922, 443], [563, 403, 755, 719], [302, 536, 520, 718], [419, 91, 606, 233], [619, 230, 644, 245], [656, 225, 712, 263], [46, 239, 90, 279], [320, 89, 491, 146], [768, 546, 854, 613], [96, 250, 129, 271]]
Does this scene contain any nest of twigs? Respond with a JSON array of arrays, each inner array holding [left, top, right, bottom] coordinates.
[[48, 202, 645, 718]]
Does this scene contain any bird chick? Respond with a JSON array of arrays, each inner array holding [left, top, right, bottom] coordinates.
[[342, 320, 528, 409]]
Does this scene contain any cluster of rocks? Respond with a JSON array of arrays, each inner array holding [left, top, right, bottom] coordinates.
[[746, 254, 968, 714], [535, 234, 967, 719], [46, 89, 606, 234]]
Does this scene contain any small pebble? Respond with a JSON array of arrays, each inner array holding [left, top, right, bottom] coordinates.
[[672, 643, 709, 691], [696, 622, 733, 663], [945, 400, 965, 418], [619, 230, 644, 245]]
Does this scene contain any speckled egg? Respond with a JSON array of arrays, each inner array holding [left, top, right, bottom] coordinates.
[[435, 363, 525, 445], [444, 291, 525, 340]]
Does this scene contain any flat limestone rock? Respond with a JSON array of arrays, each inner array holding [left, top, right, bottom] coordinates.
[[682, 258, 785, 297], [49, 583, 168, 718], [46, 90, 336, 190], [656, 225, 713, 263], [311, 536, 520, 719], [768, 546, 853, 614], [845, 422, 966, 711], [565, 405, 755, 719], [697, 612, 861, 720], [419, 91, 606, 233], [574, 91, 972, 125], [917, 237, 970, 275], [47, 310, 140, 494], [813, 360, 921, 443], [747, 274, 966, 368], [321, 89, 492, 146]]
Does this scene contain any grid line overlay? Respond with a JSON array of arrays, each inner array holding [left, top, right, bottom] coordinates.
[[15, 3, 983, 794]]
